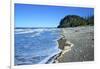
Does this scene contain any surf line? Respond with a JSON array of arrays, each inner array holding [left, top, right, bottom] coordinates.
[[53, 36, 74, 63]]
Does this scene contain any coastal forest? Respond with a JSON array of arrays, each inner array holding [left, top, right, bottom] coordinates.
[[57, 15, 94, 28]]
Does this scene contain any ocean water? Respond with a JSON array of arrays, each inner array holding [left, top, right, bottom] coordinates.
[[14, 28, 62, 65]]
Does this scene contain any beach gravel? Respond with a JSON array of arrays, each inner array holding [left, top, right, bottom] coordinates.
[[57, 26, 94, 62]]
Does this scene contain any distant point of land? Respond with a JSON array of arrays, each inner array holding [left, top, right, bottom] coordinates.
[[57, 15, 94, 28]]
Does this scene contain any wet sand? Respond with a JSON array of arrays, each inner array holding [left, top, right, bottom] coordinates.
[[56, 26, 94, 63]]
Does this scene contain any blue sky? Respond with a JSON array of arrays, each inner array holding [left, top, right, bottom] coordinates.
[[15, 3, 94, 27]]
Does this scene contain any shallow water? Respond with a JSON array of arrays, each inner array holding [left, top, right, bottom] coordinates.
[[14, 28, 61, 65]]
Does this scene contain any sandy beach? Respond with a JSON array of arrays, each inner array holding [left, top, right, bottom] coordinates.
[[56, 26, 94, 63]]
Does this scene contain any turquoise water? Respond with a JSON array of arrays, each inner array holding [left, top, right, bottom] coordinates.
[[15, 28, 61, 65]]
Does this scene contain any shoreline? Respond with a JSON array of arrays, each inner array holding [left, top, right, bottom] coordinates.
[[53, 27, 74, 63], [53, 36, 74, 63], [54, 26, 94, 63]]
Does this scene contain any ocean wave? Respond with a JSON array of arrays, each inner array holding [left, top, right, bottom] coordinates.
[[15, 29, 44, 34], [15, 28, 62, 65], [38, 49, 61, 64]]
